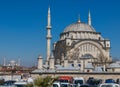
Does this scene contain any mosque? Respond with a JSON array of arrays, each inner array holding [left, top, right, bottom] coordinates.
[[32, 7, 120, 74]]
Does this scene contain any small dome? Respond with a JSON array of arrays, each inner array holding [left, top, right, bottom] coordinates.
[[108, 63, 120, 68], [63, 22, 96, 33], [9, 60, 16, 64]]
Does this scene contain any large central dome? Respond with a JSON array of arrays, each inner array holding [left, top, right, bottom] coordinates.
[[63, 21, 96, 33]]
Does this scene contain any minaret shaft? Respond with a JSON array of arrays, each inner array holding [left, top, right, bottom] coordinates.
[[46, 7, 52, 62], [46, 38, 51, 60]]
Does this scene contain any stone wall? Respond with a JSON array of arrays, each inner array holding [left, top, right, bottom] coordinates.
[[31, 72, 120, 81], [0, 74, 21, 81]]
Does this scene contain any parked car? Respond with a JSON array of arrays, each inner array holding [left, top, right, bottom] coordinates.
[[53, 81, 61, 87], [105, 79, 115, 83], [87, 77, 94, 84], [3, 80, 16, 86], [59, 76, 73, 83], [52, 81, 72, 87], [80, 84, 90, 87], [116, 78, 120, 84], [73, 77, 85, 87], [87, 78, 102, 87], [13, 81, 27, 87], [98, 83, 120, 87], [60, 82, 73, 87]]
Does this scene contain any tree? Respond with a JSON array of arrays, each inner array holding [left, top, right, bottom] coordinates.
[[97, 53, 111, 66], [33, 76, 57, 87], [0, 79, 4, 85]]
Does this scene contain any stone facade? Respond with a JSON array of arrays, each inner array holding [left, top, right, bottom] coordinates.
[[53, 15, 111, 69], [30, 7, 120, 84]]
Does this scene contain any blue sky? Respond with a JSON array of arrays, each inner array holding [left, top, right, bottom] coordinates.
[[0, 0, 120, 67]]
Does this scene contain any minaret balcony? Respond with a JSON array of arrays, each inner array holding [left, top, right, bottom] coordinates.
[[46, 26, 52, 29], [46, 36, 52, 39]]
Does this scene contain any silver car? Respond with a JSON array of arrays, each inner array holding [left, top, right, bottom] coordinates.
[[98, 83, 120, 87]]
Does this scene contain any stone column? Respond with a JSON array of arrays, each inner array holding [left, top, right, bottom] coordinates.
[[49, 55, 55, 69], [38, 55, 43, 69], [80, 59, 84, 72], [74, 60, 77, 68], [64, 59, 68, 68]]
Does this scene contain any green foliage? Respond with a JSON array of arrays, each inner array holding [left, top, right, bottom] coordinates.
[[0, 79, 4, 85], [34, 76, 58, 87], [34, 77, 43, 87], [41, 76, 52, 87], [26, 83, 34, 87]]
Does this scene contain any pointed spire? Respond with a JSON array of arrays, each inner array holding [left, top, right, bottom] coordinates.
[[48, 6, 50, 15], [78, 14, 81, 23], [47, 6, 51, 28], [88, 11, 91, 26]]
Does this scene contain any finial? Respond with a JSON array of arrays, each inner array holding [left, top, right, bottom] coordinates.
[[88, 10, 91, 26], [78, 14, 81, 23]]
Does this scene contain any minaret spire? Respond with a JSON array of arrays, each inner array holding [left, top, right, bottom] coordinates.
[[88, 11, 91, 26], [78, 14, 81, 23], [47, 6, 51, 28], [46, 6, 52, 65]]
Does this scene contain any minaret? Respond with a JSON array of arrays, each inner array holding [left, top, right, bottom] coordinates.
[[3, 56, 6, 66], [88, 11, 91, 26], [18, 58, 20, 66], [46, 7, 52, 64]]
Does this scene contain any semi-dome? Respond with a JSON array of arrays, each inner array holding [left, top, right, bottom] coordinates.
[[63, 21, 96, 33]]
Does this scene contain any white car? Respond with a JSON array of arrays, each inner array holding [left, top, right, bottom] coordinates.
[[98, 83, 120, 87], [52, 81, 72, 87], [73, 77, 85, 87], [53, 81, 61, 87], [13, 81, 27, 87]]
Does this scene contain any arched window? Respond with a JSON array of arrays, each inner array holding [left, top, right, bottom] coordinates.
[[81, 54, 93, 58]]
